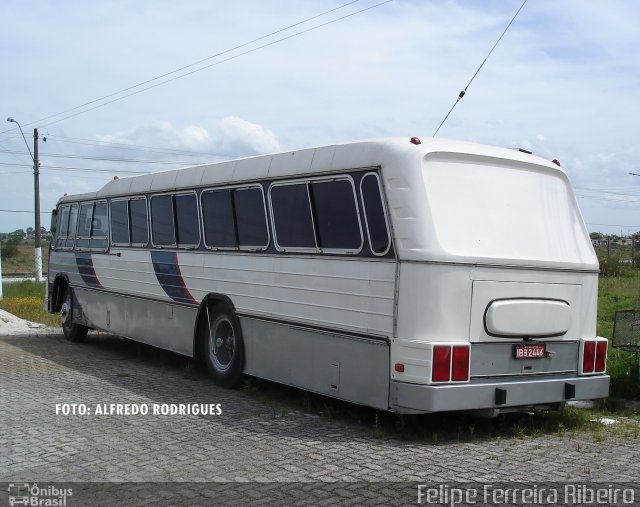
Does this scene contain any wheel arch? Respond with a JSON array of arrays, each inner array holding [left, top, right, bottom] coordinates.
[[192, 293, 238, 361], [51, 274, 70, 313]]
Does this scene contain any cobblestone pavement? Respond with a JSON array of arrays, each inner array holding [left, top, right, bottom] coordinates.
[[1, 332, 638, 505]]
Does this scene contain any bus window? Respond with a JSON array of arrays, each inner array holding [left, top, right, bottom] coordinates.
[[360, 174, 390, 256], [202, 189, 236, 248], [174, 193, 199, 247], [66, 204, 79, 249], [76, 203, 93, 249], [92, 202, 108, 237], [130, 198, 149, 245], [310, 179, 362, 252], [234, 187, 269, 249], [56, 205, 70, 248], [91, 201, 109, 249], [270, 183, 316, 250], [110, 200, 130, 245], [151, 195, 176, 247]]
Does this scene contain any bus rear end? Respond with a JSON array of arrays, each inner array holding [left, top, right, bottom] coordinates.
[[387, 141, 609, 415]]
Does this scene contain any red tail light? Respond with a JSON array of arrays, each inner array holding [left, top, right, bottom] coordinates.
[[452, 346, 470, 381], [583, 342, 596, 373], [432, 346, 451, 382], [595, 341, 607, 372]]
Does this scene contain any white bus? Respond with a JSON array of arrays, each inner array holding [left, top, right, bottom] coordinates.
[[46, 137, 609, 415]]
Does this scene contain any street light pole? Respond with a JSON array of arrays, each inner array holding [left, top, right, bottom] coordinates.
[[6, 117, 43, 282]]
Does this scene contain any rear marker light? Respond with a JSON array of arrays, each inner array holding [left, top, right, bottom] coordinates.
[[452, 346, 470, 381], [432, 346, 451, 382], [595, 341, 607, 372], [583, 341, 596, 373], [394, 363, 405, 373], [410, 137, 421, 145]]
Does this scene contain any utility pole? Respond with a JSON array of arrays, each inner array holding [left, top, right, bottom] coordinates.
[[6, 117, 43, 282], [33, 128, 42, 282]]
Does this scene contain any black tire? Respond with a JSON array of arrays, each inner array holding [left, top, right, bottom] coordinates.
[[60, 287, 88, 342], [203, 305, 244, 388]]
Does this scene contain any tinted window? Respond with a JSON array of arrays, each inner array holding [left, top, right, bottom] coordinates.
[[92, 202, 108, 238], [58, 206, 70, 238], [77, 203, 93, 237], [311, 180, 361, 250], [234, 188, 268, 247], [270, 184, 315, 249], [110, 200, 129, 244], [67, 205, 78, 241], [361, 174, 390, 254], [174, 193, 199, 246], [130, 198, 148, 245], [202, 190, 236, 248], [151, 195, 175, 246]]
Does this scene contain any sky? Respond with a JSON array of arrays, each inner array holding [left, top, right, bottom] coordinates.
[[1, 0, 639, 235]]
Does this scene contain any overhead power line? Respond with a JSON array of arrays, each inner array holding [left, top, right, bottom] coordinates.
[[0, 0, 391, 134], [575, 194, 640, 204], [433, 0, 528, 137], [0, 149, 202, 165], [586, 222, 640, 229], [0, 162, 148, 174], [43, 134, 229, 158], [0, 209, 52, 214]]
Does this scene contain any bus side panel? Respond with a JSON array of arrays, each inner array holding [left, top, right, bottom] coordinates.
[[241, 316, 390, 410], [187, 255, 396, 338], [73, 287, 196, 356]]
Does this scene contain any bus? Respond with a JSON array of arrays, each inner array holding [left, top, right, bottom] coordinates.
[[46, 137, 609, 415]]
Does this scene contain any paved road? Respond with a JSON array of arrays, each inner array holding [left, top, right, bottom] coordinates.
[[1, 332, 638, 505]]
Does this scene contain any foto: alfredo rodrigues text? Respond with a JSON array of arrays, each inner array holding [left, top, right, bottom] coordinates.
[[55, 403, 222, 416]]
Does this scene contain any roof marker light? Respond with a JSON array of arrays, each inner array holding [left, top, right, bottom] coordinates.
[[410, 137, 421, 145], [552, 159, 561, 166]]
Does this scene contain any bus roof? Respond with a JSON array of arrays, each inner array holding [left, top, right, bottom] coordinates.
[[58, 137, 563, 202]]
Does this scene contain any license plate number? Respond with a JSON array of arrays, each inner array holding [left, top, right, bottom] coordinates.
[[514, 344, 546, 359]]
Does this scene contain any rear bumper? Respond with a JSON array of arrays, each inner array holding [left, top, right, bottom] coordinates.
[[391, 375, 610, 414]]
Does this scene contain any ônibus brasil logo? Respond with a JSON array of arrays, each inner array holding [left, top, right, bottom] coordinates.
[[7, 483, 72, 506]]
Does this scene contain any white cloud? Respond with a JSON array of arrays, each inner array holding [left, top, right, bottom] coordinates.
[[97, 121, 212, 152], [216, 116, 282, 156], [97, 117, 282, 159]]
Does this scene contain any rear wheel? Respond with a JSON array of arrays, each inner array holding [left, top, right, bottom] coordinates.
[[60, 287, 88, 342], [203, 305, 244, 387]]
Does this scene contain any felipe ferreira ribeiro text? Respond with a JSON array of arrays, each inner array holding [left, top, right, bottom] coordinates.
[[55, 403, 222, 416], [417, 484, 635, 506]]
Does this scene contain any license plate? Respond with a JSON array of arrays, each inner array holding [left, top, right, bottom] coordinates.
[[514, 343, 546, 359]]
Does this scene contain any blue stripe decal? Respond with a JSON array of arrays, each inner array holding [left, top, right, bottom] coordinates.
[[151, 251, 197, 305], [75, 253, 103, 288]]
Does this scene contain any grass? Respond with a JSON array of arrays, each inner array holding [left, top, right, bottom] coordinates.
[[0, 280, 58, 327], [1, 240, 50, 275], [596, 271, 640, 399]]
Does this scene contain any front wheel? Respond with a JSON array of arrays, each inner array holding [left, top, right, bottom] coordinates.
[[60, 287, 88, 342], [204, 306, 244, 388]]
